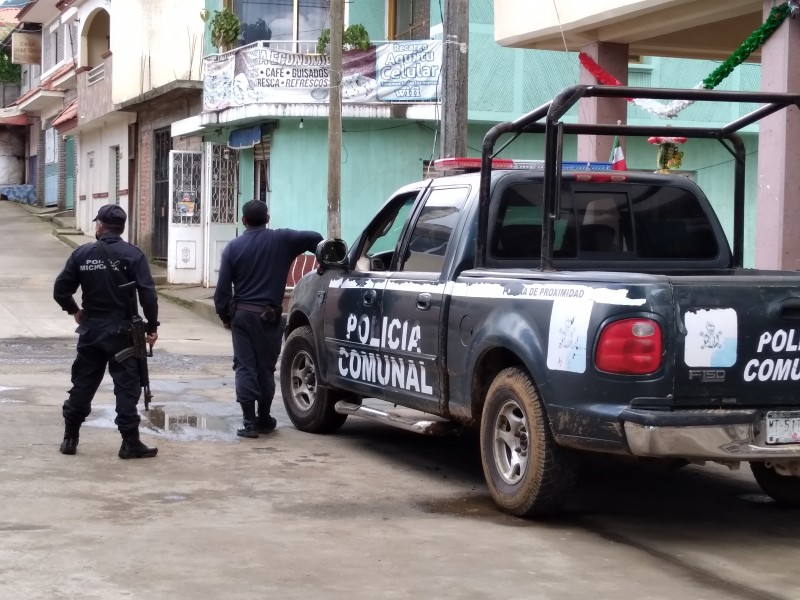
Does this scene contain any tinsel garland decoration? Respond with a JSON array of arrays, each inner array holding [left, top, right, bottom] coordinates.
[[578, 1, 795, 119], [702, 3, 791, 89]]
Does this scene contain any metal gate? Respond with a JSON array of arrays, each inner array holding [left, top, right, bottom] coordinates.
[[152, 127, 172, 260], [204, 143, 239, 287], [167, 150, 203, 284]]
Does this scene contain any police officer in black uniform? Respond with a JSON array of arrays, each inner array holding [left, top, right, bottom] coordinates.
[[53, 204, 160, 459], [214, 200, 322, 438]]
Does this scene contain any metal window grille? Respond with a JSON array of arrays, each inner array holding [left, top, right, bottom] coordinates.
[[210, 145, 238, 224], [171, 151, 202, 225]]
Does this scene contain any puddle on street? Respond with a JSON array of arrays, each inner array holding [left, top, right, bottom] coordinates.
[[87, 403, 239, 441]]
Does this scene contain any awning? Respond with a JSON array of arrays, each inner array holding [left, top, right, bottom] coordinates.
[[228, 125, 262, 149], [52, 99, 78, 132]]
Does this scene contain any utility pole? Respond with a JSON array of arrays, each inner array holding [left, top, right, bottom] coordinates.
[[327, 0, 343, 239], [440, 0, 469, 159]]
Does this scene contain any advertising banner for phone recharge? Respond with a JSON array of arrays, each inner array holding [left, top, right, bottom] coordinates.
[[202, 41, 443, 110]]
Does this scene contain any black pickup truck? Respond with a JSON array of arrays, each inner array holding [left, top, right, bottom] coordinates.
[[280, 86, 800, 516]]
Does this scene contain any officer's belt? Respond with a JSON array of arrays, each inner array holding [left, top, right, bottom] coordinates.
[[234, 302, 268, 314], [86, 310, 130, 320]]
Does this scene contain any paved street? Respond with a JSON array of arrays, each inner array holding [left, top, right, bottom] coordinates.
[[1, 199, 798, 600]]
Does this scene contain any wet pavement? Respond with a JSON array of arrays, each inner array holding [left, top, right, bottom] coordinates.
[[3, 199, 800, 600]]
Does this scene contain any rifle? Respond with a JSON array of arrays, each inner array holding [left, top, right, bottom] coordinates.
[[114, 281, 154, 411]]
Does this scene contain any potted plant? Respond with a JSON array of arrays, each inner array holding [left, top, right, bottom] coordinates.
[[316, 23, 371, 54], [210, 8, 241, 52]]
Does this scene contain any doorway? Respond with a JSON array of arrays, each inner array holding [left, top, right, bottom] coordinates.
[[152, 127, 172, 260]]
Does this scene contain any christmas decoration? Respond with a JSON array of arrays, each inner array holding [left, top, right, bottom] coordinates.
[[648, 136, 687, 173], [578, 2, 796, 119]]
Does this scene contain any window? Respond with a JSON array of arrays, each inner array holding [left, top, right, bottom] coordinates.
[[574, 191, 632, 254], [389, 0, 430, 40], [361, 191, 418, 271], [491, 182, 575, 260], [402, 187, 467, 272], [233, 0, 331, 45], [631, 185, 718, 259]]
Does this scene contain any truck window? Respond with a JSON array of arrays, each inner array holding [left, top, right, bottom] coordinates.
[[574, 192, 632, 254], [630, 185, 719, 259], [401, 187, 468, 273], [491, 182, 575, 260], [360, 191, 418, 270]]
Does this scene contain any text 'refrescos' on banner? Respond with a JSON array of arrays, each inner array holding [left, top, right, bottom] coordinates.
[[203, 41, 443, 111]]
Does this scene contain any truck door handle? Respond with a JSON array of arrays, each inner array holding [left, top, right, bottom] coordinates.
[[362, 289, 377, 306], [781, 298, 800, 321], [416, 292, 432, 311]]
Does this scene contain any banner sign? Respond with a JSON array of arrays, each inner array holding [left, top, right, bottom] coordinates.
[[11, 33, 42, 65], [203, 41, 443, 111]]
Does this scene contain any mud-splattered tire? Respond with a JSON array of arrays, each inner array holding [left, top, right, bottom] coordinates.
[[750, 462, 800, 507], [280, 326, 351, 433], [480, 367, 575, 517]]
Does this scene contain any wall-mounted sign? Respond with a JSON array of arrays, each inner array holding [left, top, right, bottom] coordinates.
[[203, 41, 443, 111], [11, 33, 42, 65]]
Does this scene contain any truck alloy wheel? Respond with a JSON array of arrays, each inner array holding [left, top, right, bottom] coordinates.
[[480, 367, 575, 517], [750, 462, 800, 507], [279, 325, 348, 433]]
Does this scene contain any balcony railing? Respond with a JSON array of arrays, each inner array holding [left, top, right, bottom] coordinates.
[[87, 63, 105, 86], [205, 39, 396, 61]]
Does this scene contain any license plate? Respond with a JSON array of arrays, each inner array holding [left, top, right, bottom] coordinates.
[[766, 411, 800, 444]]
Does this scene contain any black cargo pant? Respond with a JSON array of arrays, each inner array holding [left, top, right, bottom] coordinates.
[[230, 307, 282, 413], [62, 318, 141, 432]]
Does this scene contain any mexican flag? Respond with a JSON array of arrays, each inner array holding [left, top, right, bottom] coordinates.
[[609, 136, 627, 171]]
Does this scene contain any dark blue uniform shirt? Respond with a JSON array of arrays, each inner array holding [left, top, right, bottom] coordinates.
[[214, 227, 323, 322], [53, 234, 159, 332]]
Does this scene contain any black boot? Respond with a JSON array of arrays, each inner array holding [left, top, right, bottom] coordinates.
[[237, 401, 259, 438], [59, 422, 80, 455], [118, 430, 158, 459], [257, 401, 277, 433]]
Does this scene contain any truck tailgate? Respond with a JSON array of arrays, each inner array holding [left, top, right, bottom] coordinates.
[[671, 272, 800, 406]]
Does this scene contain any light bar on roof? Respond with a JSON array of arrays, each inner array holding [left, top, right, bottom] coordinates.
[[433, 157, 613, 172]]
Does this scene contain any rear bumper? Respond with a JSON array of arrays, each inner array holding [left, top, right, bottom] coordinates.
[[621, 408, 800, 461]]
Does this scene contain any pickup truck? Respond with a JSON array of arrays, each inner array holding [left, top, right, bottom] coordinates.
[[279, 85, 800, 516]]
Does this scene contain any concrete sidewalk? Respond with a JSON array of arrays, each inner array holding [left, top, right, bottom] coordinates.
[[21, 202, 218, 325]]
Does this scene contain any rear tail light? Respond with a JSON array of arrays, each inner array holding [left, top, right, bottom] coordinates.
[[595, 318, 662, 375]]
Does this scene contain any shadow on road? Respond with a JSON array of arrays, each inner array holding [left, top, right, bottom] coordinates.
[[331, 418, 800, 538]]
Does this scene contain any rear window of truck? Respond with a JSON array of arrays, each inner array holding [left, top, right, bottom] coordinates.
[[490, 181, 719, 261]]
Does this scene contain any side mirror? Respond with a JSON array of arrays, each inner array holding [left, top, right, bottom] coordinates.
[[316, 238, 348, 270]]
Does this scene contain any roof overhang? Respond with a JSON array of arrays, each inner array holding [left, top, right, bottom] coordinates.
[[17, 89, 64, 113], [200, 102, 440, 130], [494, 0, 765, 61], [15, 0, 57, 24], [117, 80, 203, 111]]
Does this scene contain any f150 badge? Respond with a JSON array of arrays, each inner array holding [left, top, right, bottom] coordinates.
[[688, 369, 726, 383]]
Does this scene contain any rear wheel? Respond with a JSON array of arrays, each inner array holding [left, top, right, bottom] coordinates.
[[480, 367, 575, 517], [280, 326, 353, 433], [750, 462, 800, 506]]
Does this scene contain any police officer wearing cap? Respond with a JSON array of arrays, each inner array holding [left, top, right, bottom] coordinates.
[[214, 200, 322, 438], [53, 204, 160, 459]]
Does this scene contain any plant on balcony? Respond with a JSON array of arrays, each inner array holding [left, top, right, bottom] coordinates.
[[316, 23, 371, 54], [210, 8, 241, 52]]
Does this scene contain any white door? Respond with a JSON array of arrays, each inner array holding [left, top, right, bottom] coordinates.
[[167, 150, 203, 284], [203, 143, 239, 287]]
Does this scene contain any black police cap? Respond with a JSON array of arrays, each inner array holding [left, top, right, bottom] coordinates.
[[93, 204, 127, 227]]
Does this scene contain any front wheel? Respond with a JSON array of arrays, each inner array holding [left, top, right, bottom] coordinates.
[[480, 367, 575, 517], [280, 325, 351, 433], [750, 462, 800, 506]]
